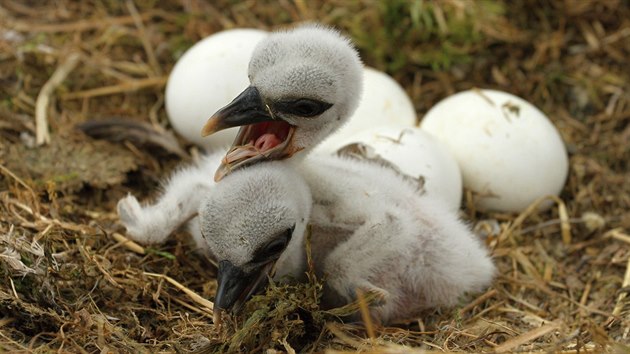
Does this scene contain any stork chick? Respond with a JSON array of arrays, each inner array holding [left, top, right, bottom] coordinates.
[[199, 160, 495, 325], [202, 23, 363, 181]]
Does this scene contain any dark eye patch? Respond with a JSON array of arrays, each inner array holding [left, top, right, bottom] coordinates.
[[251, 227, 295, 264], [274, 98, 332, 117]]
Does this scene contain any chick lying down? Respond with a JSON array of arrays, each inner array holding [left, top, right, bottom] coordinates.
[[118, 159, 495, 325]]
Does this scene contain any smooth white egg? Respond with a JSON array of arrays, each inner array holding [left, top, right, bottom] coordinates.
[[165, 29, 268, 151], [316, 67, 416, 153], [420, 89, 569, 212], [339, 126, 463, 211]]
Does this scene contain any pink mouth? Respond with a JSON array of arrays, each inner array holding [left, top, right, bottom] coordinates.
[[224, 130, 286, 165], [215, 120, 298, 181]]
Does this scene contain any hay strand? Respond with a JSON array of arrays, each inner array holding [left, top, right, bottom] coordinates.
[[61, 77, 167, 100], [612, 256, 630, 317], [356, 288, 376, 340], [143, 272, 214, 314], [493, 320, 562, 353], [111, 232, 146, 255], [34, 52, 81, 145], [125, 0, 162, 76]]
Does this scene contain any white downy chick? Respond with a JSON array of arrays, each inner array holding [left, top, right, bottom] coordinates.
[[117, 150, 495, 325], [201, 23, 363, 181], [303, 154, 495, 323], [196, 157, 494, 325], [197, 162, 311, 320]]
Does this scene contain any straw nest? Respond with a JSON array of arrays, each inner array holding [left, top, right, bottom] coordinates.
[[0, 1, 628, 352]]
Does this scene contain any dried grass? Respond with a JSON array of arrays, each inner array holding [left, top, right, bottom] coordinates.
[[1, 0, 629, 352]]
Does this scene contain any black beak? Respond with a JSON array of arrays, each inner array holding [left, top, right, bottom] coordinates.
[[213, 259, 272, 324], [201, 86, 275, 137]]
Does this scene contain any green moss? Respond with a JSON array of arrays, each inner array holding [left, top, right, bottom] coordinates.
[[344, 0, 503, 72]]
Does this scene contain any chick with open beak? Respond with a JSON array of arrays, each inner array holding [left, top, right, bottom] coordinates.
[[201, 24, 363, 181], [199, 162, 311, 324]]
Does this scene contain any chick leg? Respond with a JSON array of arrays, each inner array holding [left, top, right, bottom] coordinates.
[[117, 154, 221, 244], [321, 214, 403, 323], [324, 203, 495, 324]]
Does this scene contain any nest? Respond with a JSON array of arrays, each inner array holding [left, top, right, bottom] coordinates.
[[0, 0, 628, 352]]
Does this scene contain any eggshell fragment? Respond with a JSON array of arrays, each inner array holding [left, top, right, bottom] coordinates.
[[420, 89, 569, 212], [165, 29, 268, 151]]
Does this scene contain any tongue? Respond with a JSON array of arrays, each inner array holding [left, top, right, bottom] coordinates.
[[255, 133, 282, 152]]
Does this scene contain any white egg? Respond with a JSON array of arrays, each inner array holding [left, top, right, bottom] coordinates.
[[339, 126, 463, 211], [316, 67, 416, 153], [420, 89, 569, 212], [165, 29, 268, 151]]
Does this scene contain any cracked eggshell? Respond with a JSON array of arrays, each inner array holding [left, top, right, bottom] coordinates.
[[420, 89, 569, 212], [165, 29, 268, 151], [343, 126, 463, 211], [317, 67, 416, 153]]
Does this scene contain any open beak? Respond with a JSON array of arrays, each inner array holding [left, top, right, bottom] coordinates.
[[213, 259, 275, 325], [201, 86, 301, 181], [201, 87, 272, 136]]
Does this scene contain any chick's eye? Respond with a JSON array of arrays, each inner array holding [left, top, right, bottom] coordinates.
[[292, 100, 320, 116], [263, 238, 287, 256], [252, 228, 294, 263], [276, 99, 332, 117]]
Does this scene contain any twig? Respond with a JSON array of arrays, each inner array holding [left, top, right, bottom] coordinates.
[[143, 272, 214, 314], [126, 0, 162, 76], [519, 217, 585, 235], [6, 11, 166, 33], [61, 76, 167, 100], [35, 52, 81, 145], [5, 197, 85, 232], [494, 320, 562, 353], [460, 289, 498, 316], [612, 256, 630, 317], [168, 295, 214, 320], [325, 322, 364, 349], [472, 87, 496, 106], [356, 288, 376, 340], [9, 278, 19, 299], [556, 199, 571, 244], [501, 195, 572, 244], [78, 245, 122, 289], [605, 228, 630, 244], [0, 162, 37, 202], [111, 233, 146, 255]]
